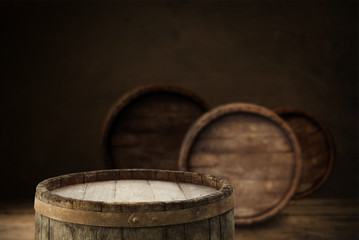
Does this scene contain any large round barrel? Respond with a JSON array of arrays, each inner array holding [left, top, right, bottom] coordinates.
[[34, 169, 234, 239], [179, 103, 302, 224], [101, 84, 209, 170], [274, 108, 335, 199]]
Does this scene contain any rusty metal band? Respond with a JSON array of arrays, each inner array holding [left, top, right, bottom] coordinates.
[[34, 195, 234, 228]]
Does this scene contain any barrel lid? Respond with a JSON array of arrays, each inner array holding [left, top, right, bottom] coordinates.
[[51, 179, 217, 203], [274, 108, 335, 199], [34, 169, 233, 228], [179, 103, 302, 224], [101, 84, 209, 170]]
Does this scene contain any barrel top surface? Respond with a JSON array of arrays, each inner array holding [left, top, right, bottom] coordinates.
[[274, 107, 335, 199], [52, 180, 218, 203], [35, 169, 232, 211], [101, 84, 209, 170], [179, 103, 302, 224], [35, 169, 233, 228]]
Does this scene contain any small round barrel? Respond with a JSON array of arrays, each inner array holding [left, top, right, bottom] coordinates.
[[34, 169, 234, 240], [274, 108, 335, 199], [101, 84, 209, 170], [179, 103, 302, 224]]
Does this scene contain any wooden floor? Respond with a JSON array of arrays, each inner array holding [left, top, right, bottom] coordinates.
[[0, 198, 358, 240]]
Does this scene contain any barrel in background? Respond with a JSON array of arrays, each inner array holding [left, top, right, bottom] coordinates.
[[275, 108, 335, 199], [179, 103, 302, 224], [101, 84, 209, 170]]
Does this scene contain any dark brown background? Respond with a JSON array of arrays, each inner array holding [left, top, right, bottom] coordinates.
[[0, 1, 357, 200]]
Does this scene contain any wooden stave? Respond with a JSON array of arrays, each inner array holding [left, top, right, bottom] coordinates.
[[35, 209, 234, 240], [101, 84, 209, 170], [274, 107, 335, 199], [179, 103, 302, 225]]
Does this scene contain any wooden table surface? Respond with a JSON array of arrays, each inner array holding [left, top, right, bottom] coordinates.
[[0, 198, 358, 240]]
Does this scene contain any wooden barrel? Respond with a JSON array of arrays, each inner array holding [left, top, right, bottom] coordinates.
[[34, 169, 234, 240], [274, 108, 335, 199], [179, 103, 302, 224], [101, 84, 209, 170]]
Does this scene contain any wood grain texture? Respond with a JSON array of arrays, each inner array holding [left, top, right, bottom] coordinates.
[[275, 108, 335, 199], [35, 210, 234, 240], [52, 180, 217, 202], [35, 169, 234, 239], [101, 84, 209, 170], [179, 103, 302, 225]]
